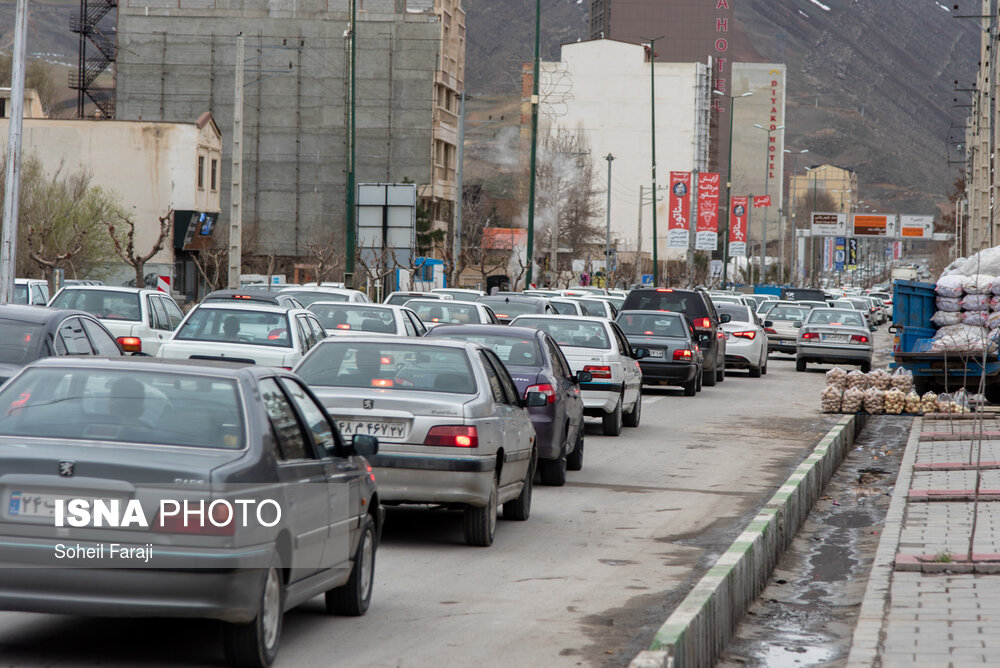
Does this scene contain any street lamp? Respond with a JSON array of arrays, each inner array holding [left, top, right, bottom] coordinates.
[[605, 153, 615, 288], [784, 148, 808, 285], [713, 89, 752, 287], [753, 123, 784, 284]]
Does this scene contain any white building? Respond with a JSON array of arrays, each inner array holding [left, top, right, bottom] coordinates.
[[539, 39, 711, 262]]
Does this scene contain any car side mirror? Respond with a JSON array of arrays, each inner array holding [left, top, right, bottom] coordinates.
[[719, 314, 731, 324], [793, 321, 802, 328], [573, 370, 593, 384], [764, 320, 774, 328], [350, 434, 379, 457], [525, 391, 548, 407], [632, 348, 650, 359], [870, 325, 878, 332]]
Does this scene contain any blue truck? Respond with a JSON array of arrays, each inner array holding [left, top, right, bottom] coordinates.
[[890, 279, 1000, 399]]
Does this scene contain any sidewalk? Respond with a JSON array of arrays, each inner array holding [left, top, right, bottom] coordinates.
[[848, 411, 1000, 667]]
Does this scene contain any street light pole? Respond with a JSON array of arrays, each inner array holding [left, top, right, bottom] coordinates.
[[714, 90, 752, 288], [605, 153, 615, 288], [525, 0, 541, 288], [784, 148, 808, 286], [345, 0, 357, 288], [641, 36, 663, 285], [754, 123, 784, 285]]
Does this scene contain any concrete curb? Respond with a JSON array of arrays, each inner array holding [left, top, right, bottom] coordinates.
[[845, 416, 922, 667], [629, 413, 869, 668]]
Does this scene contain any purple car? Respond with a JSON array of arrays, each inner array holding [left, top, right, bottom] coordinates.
[[426, 324, 589, 486]]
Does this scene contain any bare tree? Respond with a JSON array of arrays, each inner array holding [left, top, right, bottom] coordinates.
[[192, 243, 229, 294], [106, 209, 173, 289], [299, 240, 344, 284]]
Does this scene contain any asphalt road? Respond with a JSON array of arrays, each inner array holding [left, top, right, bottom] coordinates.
[[0, 350, 851, 668]]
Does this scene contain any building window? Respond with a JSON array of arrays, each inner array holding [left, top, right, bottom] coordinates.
[[211, 159, 218, 190], [197, 156, 205, 190]]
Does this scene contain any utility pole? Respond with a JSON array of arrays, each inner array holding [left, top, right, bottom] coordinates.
[[0, 0, 29, 304], [227, 34, 245, 289], [754, 123, 783, 286], [525, 0, 541, 288], [714, 89, 751, 287], [636, 184, 643, 286], [689, 168, 698, 282], [453, 90, 466, 287], [641, 36, 663, 286], [345, 0, 357, 288], [605, 153, 614, 288]]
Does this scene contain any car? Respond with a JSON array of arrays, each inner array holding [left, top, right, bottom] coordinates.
[[795, 307, 876, 372], [383, 291, 452, 306], [794, 300, 828, 312], [47, 286, 185, 356], [549, 298, 586, 315], [477, 295, 557, 324], [762, 303, 812, 354], [569, 297, 617, 319], [756, 298, 798, 317], [202, 288, 305, 309], [598, 295, 626, 312], [158, 302, 327, 367], [565, 286, 608, 295], [522, 289, 562, 298], [0, 304, 123, 383], [14, 278, 49, 305], [295, 336, 537, 547], [509, 315, 644, 436], [405, 299, 501, 327], [615, 310, 703, 395], [868, 291, 893, 318], [831, 298, 874, 326], [745, 294, 778, 311], [710, 295, 745, 306], [620, 288, 729, 386], [278, 286, 371, 306], [0, 356, 381, 668], [308, 302, 426, 336], [606, 289, 628, 299], [426, 324, 588, 485], [780, 287, 828, 302], [714, 303, 769, 377], [431, 288, 486, 300]]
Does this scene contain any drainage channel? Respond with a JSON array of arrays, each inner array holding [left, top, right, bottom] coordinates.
[[717, 415, 910, 668]]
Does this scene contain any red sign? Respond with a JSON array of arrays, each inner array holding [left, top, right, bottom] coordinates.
[[667, 171, 692, 249], [696, 173, 720, 233], [752, 195, 771, 208], [729, 196, 748, 257]]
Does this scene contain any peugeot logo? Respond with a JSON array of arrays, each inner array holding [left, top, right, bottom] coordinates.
[[58, 461, 75, 477], [363, 399, 374, 410]]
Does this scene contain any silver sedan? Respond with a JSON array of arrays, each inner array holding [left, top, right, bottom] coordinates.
[[795, 308, 875, 372], [294, 336, 538, 547], [307, 302, 427, 336]]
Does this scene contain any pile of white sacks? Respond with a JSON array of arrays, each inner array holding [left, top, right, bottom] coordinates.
[[931, 249, 1000, 353]]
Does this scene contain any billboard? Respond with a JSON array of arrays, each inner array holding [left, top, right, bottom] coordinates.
[[728, 196, 748, 257], [853, 214, 889, 236], [811, 212, 847, 237], [695, 172, 720, 251], [899, 215, 933, 239], [667, 171, 692, 249]]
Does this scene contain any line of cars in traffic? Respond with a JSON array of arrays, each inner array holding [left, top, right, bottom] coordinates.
[[0, 279, 866, 667]]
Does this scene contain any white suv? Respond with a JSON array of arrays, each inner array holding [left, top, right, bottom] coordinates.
[[47, 286, 184, 356]]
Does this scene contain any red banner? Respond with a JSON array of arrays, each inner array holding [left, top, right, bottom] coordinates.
[[667, 171, 692, 249], [729, 196, 748, 257], [753, 195, 771, 208], [696, 172, 720, 251]]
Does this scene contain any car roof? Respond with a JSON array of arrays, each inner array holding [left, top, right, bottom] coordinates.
[[280, 286, 362, 294], [55, 285, 151, 295], [512, 314, 610, 325], [0, 304, 93, 324], [191, 302, 291, 313], [479, 295, 547, 303], [406, 298, 480, 307], [429, 324, 543, 338], [311, 334, 479, 351], [205, 288, 290, 300], [25, 355, 281, 379]]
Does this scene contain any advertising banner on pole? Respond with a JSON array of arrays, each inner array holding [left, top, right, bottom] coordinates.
[[752, 195, 771, 208], [834, 237, 845, 272], [894, 241, 902, 260], [848, 238, 858, 269], [667, 171, 692, 249], [728, 196, 748, 257], [695, 172, 720, 251], [811, 212, 847, 236], [823, 238, 832, 271]]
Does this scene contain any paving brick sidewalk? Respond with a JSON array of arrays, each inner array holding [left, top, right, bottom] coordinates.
[[848, 413, 1000, 667]]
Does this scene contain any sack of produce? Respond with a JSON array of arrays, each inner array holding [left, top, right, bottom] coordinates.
[[935, 274, 965, 298], [891, 367, 914, 393], [825, 366, 848, 390], [963, 311, 990, 327], [884, 388, 905, 414], [842, 387, 865, 413], [864, 387, 885, 414], [930, 324, 995, 353], [989, 311, 1000, 330], [963, 274, 996, 295], [868, 368, 892, 391], [935, 297, 962, 312], [991, 274, 1000, 295], [962, 293, 991, 310], [921, 390, 939, 414], [820, 385, 843, 413], [952, 389, 972, 414], [932, 310, 963, 326], [905, 389, 923, 414], [937, 392, 957, 414], [846, 369, 870, 389]]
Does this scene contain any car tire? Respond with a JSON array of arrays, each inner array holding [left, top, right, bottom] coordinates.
[[696, 369, 703, 392], [223, 554, 284, 668], [861, 361, 872, 373], [602, 396, 623, 436], [623, 391, 641, 427], [796, 358, 807, 372], [683, 376, 697, 396], [748, 363, 762, 378], [503, 450, 534, 520], [538, 455, 567, 487], [566, 430, 584, 471], [761, 358, 768, 375], [325, 514, 377, 616], [464, 475, 498, 547], [716, 363, 725, 382], [702, 361, 717, 386]]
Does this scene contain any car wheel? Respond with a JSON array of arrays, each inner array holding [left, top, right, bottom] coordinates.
[[696, 369, 703, 392], [566, 429, 584, 471], [796, 358, 807, 372], [503, 449, 534, 520], [223, 555, 284, 668], [602, 396, 623, 436], [464, 474, 498, 547], [325, 514, 376, 616], [716, 363, 725, 382], [683, 376, 697, 396], [748, 363, 762, 378], [761, 358, 768, 375], [538, 455, 567, 486], [623, 391, 641, 427], [702, 361, 717, 386], [860, 361, 872, 373]]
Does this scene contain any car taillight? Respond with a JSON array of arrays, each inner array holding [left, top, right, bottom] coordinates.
[[152, 502, 236, 536], [673, 349, 693, 360], [336, 324, 351, 330], [851, 334, 870, 344], [116, 336, 142, 353], [764, 327, 776, 334], [717, 331, 725, 339], [693, 317, 712, 329], [801, 332, 819, 340], [732, 331, 756, 340], [424, 426, 478, 447], [525, 383, 557, 404], [371, 379, 394, 387], [583, 365, 612, 379], [656, 288, 673, 292]]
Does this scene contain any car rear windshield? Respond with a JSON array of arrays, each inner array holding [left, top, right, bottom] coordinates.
[[407, 301, 480, 324], [0, 319, 44, 364], [481, 300, 541, 318], [431, 333, 541, 366], [767, 306, 810, 321], [309, 304, 397, 333], [0, 368, 244, 449], [12, 285, 28, 305], [623, 290, 709, 317], [282, 290, 348, 306], [298, 342, 476, 393], [807, 310, 865, 327], [514, 318, 610, 349], [386, 293, 430, 306], [574, 299, 606, 316], [715, 304, 751, 323], [50, 289, 141, 321], [617, 313, 686, 338], [175, 308, 293, 347], [550, 301, 578, 315], [781, 288, 826, 301]]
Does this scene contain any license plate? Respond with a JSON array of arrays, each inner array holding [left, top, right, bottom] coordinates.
[[7, 492, 109, 518], [649, 349, 664, 358], [821, 334, 848, 342], [336, 419, 407, 440]]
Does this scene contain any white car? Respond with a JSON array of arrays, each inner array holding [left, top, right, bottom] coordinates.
[[383, 291, 452, 306], [47, 286, 185, 356], [308, 301, 426, 336], [431, 287, 486, 300], [714, 303, 768, 377], [279, 285, 371, 306], [549, 298, 586, 316], [405, 299, 500, 327], [14, 278, 49, 305], [509, 314, 643, 436], [568, 297, 617, 319], [158, 302, 326, 367]]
